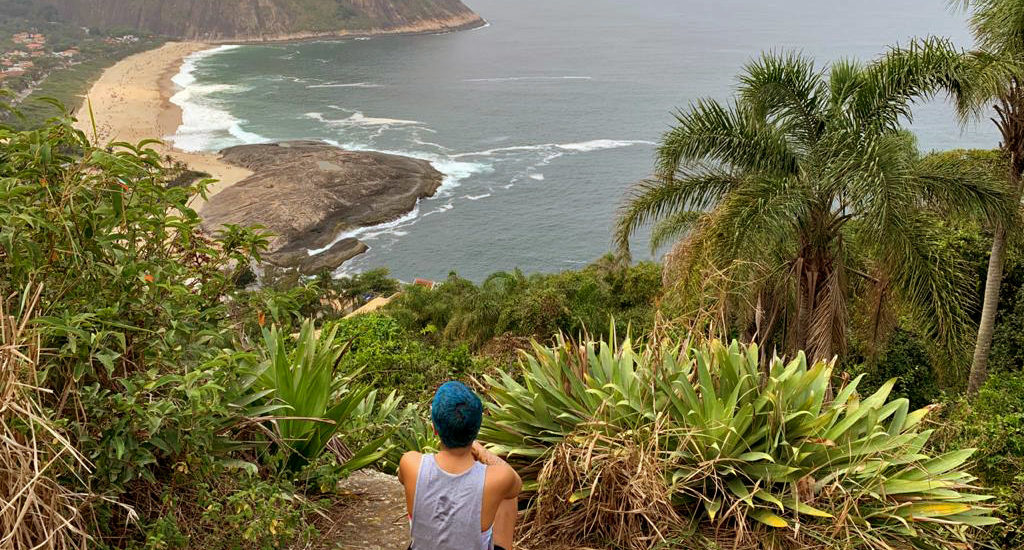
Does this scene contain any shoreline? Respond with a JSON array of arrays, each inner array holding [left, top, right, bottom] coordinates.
[[73, 41, 254, 202], [194, 13, 486, 45], [73, 13, 487, 207]]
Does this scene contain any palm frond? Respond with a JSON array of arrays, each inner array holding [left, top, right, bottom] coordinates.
[[911, 148, 1013, 226], [963, 0, 1024, 57], [739, 50, 827, 144], [649, 210, 703, 253], [853, 37, 967, 131], [614, 170, 740, 256], [954, 49, 1024, 120], [656, 99, 800, 179], [874, 212, 976, 354]]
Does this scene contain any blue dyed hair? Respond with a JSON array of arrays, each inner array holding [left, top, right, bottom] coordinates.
[[431, 381, 483, 449]]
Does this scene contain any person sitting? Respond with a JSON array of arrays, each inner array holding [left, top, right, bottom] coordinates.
[[398, 381, 522, 550]]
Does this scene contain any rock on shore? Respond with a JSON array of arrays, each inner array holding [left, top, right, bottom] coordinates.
[[200, 141, 443, 274]]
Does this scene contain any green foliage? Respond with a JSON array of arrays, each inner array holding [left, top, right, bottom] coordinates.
[[387, 258, 662, 349], [136, 475, 323, 550], [937, 371, 1024, 548], [848, 328, 942, 409], [329, 267, 400, 305], [482, 335, 997, 549], [253, 321, 390, 472], [330, 313, 475, 402], [623, 47, 1009, 362], [0, 111, 269, 510]]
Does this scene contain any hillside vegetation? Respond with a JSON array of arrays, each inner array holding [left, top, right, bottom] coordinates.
[[5, 0, 1024, 548], [38, 0, 484, 40]]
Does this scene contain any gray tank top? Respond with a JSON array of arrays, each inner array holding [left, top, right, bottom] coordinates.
[[410, 454, 493, 550]]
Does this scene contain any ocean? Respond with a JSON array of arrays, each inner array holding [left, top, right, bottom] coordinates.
[[168, 0, 998, 282]]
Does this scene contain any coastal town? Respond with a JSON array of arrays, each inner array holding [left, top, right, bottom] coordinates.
[[0, 9, 159, 125]]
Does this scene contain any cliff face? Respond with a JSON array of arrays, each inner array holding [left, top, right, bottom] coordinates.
[[46, 0, 483, 41]]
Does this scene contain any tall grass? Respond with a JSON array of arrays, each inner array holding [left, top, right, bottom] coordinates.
[[0, 286, 89, 549]]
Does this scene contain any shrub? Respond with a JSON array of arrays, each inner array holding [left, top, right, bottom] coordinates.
[[135, 474, 324, 550], [0, 110, 276, 541], [252, 321, 390, 472], [482, 336, 997, 549], [386, 260, 662, 349], [938, 371, 1024, 548], [329, 314, 475, 402], [848, 328, 942, 409]]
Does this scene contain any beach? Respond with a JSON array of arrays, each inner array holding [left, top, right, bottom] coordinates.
[[74, 41, 253, 201]]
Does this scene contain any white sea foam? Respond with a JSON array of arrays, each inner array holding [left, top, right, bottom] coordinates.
[[465, 193, 491, 200], [557, 139, 654, 152], [305, 111, 421, 127], [529, 173, 545, 181], [452, 139, 651, 159], [307, 82, 383, 89], [307, 206, 421, 256], [464, 76, 592, 82], [307, 140, 492, 255], [169, 45, 269, 152]]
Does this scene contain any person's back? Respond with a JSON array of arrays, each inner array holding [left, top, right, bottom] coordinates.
[[399, 382, 521, 550]]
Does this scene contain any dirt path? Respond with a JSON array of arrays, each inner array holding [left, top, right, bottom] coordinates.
[[314, 470, 410, 550]]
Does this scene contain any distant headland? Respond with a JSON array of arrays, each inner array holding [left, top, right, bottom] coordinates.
[[37, 0, 485, 42]]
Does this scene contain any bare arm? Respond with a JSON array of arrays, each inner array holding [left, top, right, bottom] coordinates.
[[472, 442, 522, 499]]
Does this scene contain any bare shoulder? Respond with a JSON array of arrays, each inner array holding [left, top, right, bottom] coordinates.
[[485, 461, 522, 497], [397, 451, 423, 485]]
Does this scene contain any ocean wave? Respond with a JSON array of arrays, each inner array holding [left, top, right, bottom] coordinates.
[[465, 193, 491, 200], [307, 206, 422, 256], [451, 139, 652, 158], [169, 45, 269, 152], [306, 111, 421, 126], [307, 82, 384, 89], [557, 139, 655, 152], [321, 139, 492, 197], [529, 173, 545, 181], [305, 139, 492, 253], [464, 76, 592, 82]]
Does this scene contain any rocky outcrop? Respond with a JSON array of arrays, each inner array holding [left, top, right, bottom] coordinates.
[[200, 141, 442, 275], [44, 0, 484, 41]]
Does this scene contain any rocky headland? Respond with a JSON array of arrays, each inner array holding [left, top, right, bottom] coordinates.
[[42, 0, 484, 42], [200, 141, 443, 275]]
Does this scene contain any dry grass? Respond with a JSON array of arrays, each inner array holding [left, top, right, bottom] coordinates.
[[519, 430, 682, 550], [0, 286, 90, 550]]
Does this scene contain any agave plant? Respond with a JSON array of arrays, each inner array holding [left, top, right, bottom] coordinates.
[[481, 335, 997, 549], [255, 320, 390, 472]]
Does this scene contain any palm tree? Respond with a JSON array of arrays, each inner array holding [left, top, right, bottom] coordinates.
[[949, 0, 1024, 394], [616, 46, 1007, 362]]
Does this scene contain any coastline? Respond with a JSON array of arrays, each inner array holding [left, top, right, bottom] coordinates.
[[196, 13, 486, 44], [73, 12, 487, 207], [73, 41, 254, 201]]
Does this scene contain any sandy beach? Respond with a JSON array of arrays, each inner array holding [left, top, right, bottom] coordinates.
[[74, 41, 253, 202]]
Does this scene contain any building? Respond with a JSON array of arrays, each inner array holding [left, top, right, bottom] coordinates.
[[12, 32, 45, 45]]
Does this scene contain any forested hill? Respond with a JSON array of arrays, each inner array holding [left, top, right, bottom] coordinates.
[[29, 0, 484, 41]]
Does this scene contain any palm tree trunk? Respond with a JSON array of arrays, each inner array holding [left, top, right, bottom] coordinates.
[[968, 221, 1008, 395], [969, 150, 1023, 395]]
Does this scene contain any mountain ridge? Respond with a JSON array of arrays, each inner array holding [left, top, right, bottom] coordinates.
[[41, 0, 484, 41]]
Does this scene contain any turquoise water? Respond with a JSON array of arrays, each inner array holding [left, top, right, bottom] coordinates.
[[170, 0, 998, 282]]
